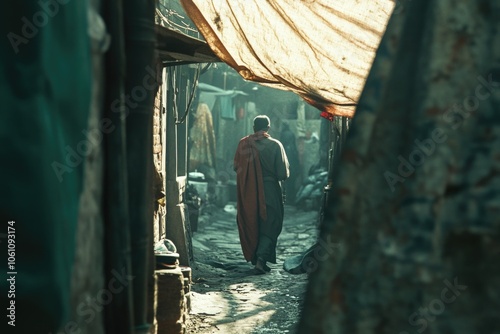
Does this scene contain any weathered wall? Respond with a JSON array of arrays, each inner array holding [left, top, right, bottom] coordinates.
[[153, 88, 165, 243]]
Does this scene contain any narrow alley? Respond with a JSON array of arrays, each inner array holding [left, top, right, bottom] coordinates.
[[3, 1, 500, 334], [186, 204, 318, 334]]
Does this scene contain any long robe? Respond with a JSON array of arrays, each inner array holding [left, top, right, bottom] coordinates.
[[234, 131, 290, 263]]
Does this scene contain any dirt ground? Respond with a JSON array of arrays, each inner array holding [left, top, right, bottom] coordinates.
[[185, 204, 320, 334]]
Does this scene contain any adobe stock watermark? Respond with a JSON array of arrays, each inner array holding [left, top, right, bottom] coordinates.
[[217, 159, 237, 184], [300, 235, 339, 274], [7, 0, 73, 54], [399, 277, 467, 334], [384, 73, 499, 192], [51, 64, 160, 182], [221, 136, 262, 183], [49, 267, 135, 334]]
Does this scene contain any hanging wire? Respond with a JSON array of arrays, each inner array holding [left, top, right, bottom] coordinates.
[[175, 64, 200, 124], [155, 5, 199, 38], [168, 66, 178, 120], [175, 62, 212, 124]]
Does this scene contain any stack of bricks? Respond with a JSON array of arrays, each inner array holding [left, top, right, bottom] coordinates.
[[153, 88, 162, 165], [155, 267, 191, 334]]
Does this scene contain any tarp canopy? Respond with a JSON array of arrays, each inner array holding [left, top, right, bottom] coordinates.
[[180, 0, 394, 118]]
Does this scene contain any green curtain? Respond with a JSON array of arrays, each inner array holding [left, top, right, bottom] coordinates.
[[0, 1, 91, 332]]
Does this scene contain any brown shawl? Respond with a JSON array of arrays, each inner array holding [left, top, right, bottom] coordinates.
[[233, 131, 269, 261]]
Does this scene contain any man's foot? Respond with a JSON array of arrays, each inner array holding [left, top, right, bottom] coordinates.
[[249, 267, 266, 275], [255, 258, 270, 273]]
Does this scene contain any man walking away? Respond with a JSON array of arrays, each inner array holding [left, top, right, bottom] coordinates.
[[234, 115, 290, 274]]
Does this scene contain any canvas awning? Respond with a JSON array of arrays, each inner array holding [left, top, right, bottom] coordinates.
[[180, 0, 394, 118]]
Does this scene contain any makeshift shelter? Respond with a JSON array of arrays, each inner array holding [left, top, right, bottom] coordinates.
[[181, 0, 394, 118], [182, 0, 500, 332]]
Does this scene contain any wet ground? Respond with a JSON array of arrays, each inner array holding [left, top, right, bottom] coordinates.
[[186, 204, 319, 334]]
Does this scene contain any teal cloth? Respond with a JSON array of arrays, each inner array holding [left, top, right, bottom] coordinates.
[[0, 2, 91, 332], [219, 95, 235, 120]]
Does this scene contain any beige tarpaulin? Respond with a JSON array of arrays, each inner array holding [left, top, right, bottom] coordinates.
[[180, 0, 394, 118]]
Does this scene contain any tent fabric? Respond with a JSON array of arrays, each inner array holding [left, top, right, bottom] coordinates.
[[298, 0, 500, 332], [180, 0, 394, 118]]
